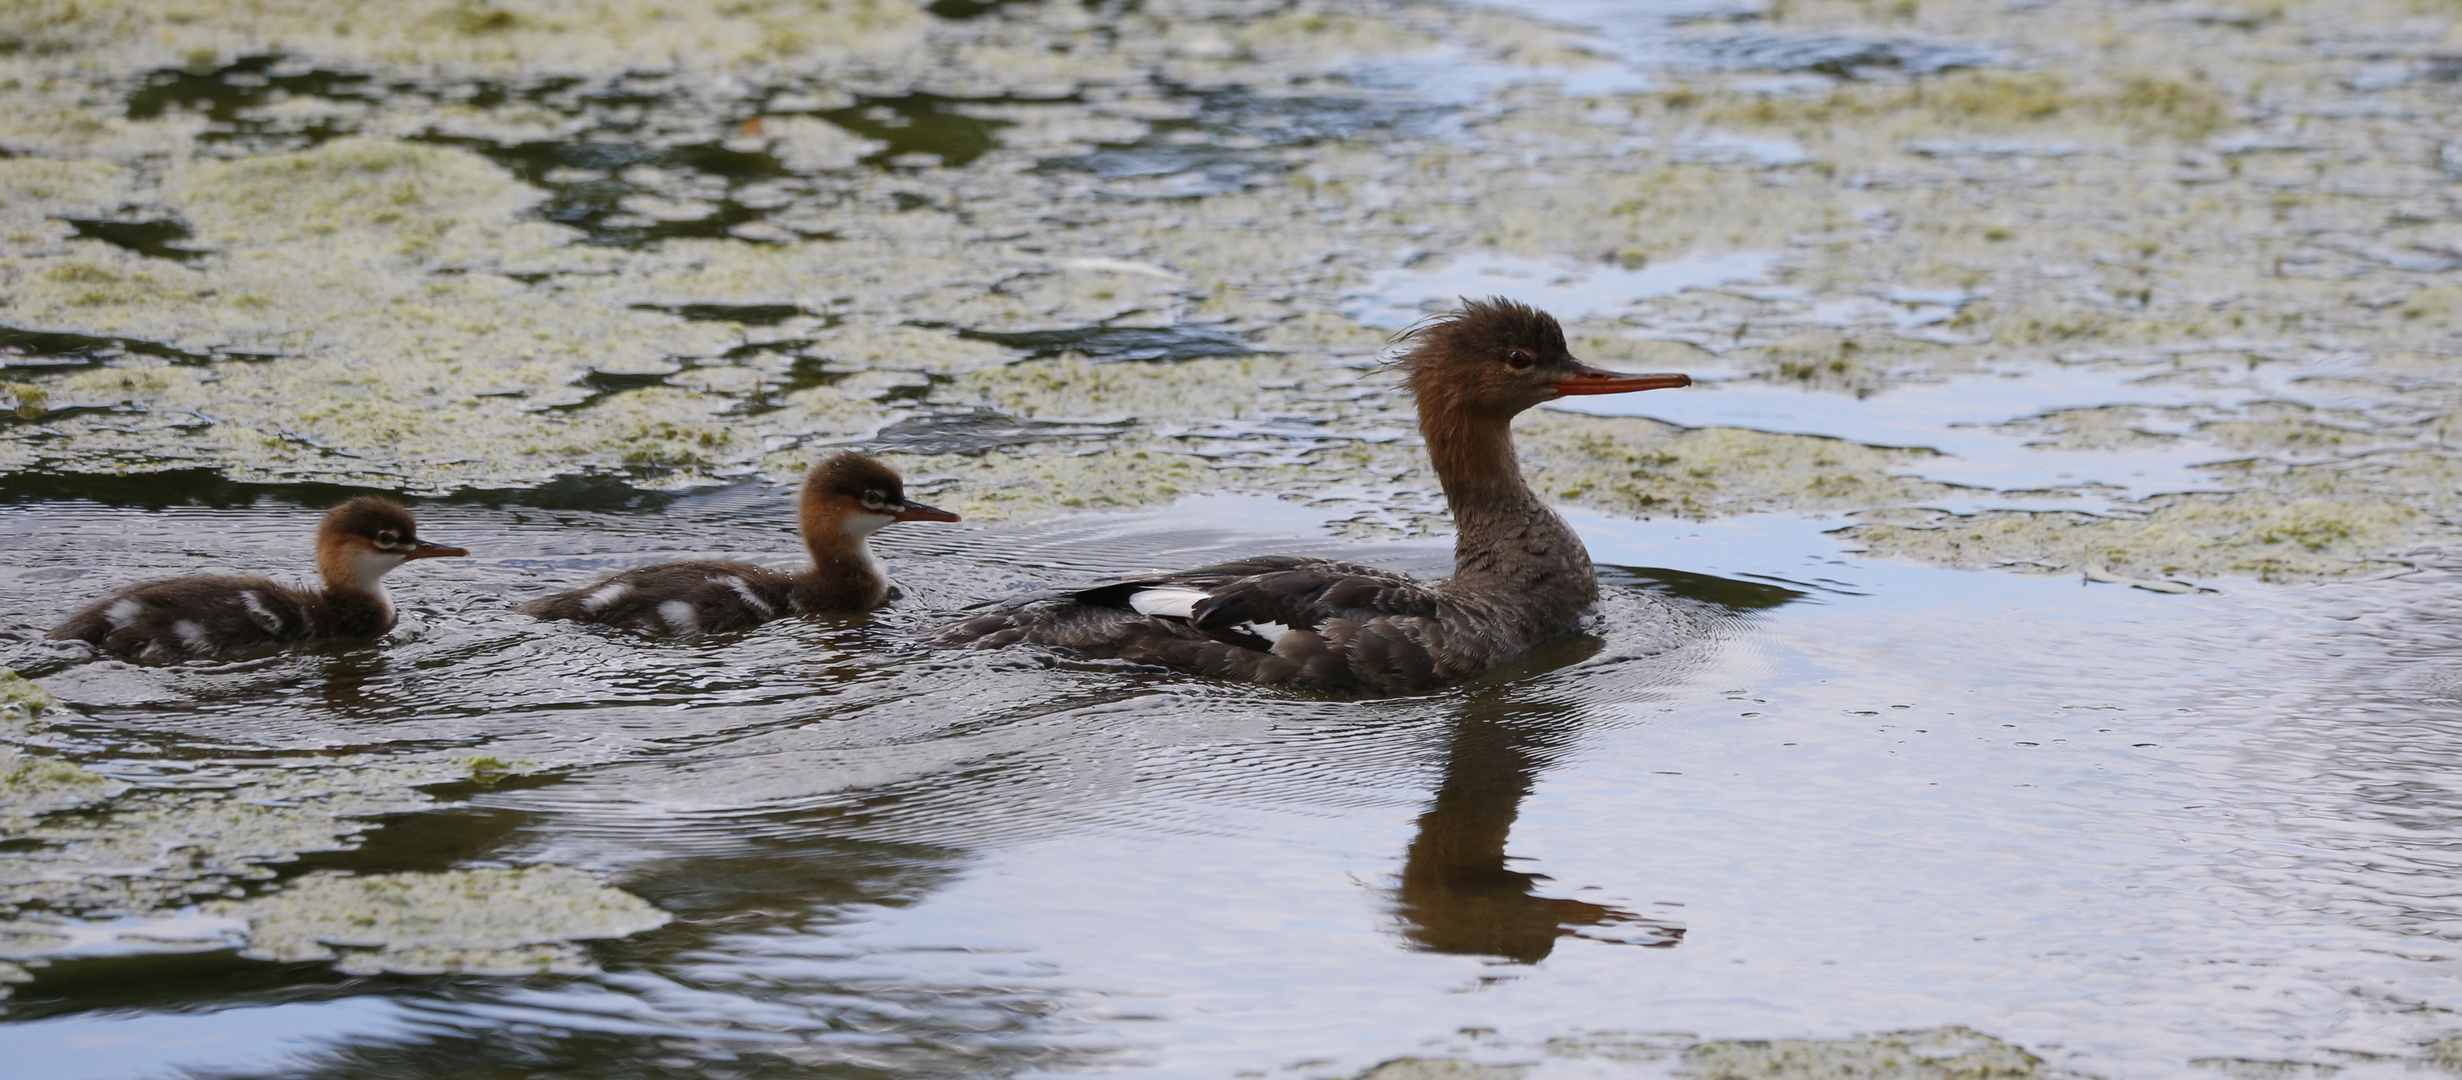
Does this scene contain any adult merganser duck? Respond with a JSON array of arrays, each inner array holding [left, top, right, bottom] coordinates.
[[931, 297, 1690, 694], [49, 497, 467, 660], [521, 452, 958, 634]]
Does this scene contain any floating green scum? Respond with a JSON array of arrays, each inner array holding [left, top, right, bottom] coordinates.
[[7, 0, 2457, 583]]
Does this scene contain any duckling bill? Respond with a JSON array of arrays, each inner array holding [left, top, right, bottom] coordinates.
[[521, 453, 958, 634], [49, 497, 467, 661]]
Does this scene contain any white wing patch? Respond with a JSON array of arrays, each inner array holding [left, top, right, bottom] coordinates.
[[716, 576, 774, 619], [657, 600, 699, 634], [582, 581, 632, 613], [1127, 586, 1292, 646], [238, 590, 284, 634], [105, 598, 143, 629], [171, 619, 211, 654], [1127, 587, 1209, 620]]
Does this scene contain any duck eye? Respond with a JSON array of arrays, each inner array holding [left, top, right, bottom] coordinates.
[[377, 530, 399, 545], [1505, 348, 1536, 370], [861, 491, 887, 508]]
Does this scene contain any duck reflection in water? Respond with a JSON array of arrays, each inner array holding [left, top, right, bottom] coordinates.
[[1395, 661, 1683, 964], [1392, 566, 1806, 963]]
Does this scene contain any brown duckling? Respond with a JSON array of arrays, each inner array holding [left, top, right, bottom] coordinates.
[[50, 496, 467, 660], [521, 452, 958, 634]]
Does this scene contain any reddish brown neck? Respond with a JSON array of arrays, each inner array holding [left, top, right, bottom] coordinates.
[[314, 541, 353, 594], [1420, 402, 1596, 604], [313, 541, 389, 598], [1421, 406, 1539, 521], [793, 496, 890, 611]]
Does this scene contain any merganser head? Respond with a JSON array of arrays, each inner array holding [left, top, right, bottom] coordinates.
[[313, 496, 468, 593], [800, 452, 960, 540], [1397, 297, 1690, 421]]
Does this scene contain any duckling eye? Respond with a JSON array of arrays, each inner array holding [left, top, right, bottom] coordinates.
[[1504, 348, 1535, 370], [861, 491, 887, 509], [376, 530, 399, 545]]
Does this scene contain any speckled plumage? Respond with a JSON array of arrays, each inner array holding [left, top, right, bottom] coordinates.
[[49, 497, 464, 661], [520, 453, 957, 635], [931, 298, 1689, 695]]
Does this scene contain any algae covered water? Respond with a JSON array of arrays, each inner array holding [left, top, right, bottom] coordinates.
[[6, 0, 2462, 1077]]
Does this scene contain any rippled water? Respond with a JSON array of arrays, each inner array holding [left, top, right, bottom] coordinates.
[[7, 482, 2462, 1079], [9, 0, 2462, 1076]]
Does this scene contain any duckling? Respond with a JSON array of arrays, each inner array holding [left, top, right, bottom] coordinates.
[[521, 453, 958, 634], [50, 496, 467, 660]]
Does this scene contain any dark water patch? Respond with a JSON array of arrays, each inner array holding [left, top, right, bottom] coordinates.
[[0, 950, 351, 1021], [720, 337, 823, 362], [447, 471, 698, 513], [1600, 564, 1806, 613], [926, 0, 1038, 19], [0, 466, 692, 514], [0, 326, 214, 372], [867, 407, 1133, 455], [631, 302, 808, 326], [0, 393, 109, 427], [124, 54, 383, 150], [295, 801, 548, 877], [1692, 34, 2000, 78], [504, 798, 993, 952], [532, 367, 687, 416], [725, 351, 857, 416], [425, 134, 784, 248], [955, 323, 1256, 363], [58, 214, 208, 262], [813, 93, 1025, 168], [577, 368, 679, 393]]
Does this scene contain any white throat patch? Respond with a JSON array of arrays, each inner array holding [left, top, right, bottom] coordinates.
[[350, 550, 410, 590], [841, 513, 896, 538], [349, 550, 408, 621]]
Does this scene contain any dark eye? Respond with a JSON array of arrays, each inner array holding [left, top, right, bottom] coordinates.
[[377, 530, 399, 545], [1505, 348, 1535, 370], [862, 491, 887, 508]]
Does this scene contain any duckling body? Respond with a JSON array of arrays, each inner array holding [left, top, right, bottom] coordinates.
[[521, 453, 958, 635], [49, 497, 466, 661], [521, 561, 796, 636], [932, 299, 1690, 695]]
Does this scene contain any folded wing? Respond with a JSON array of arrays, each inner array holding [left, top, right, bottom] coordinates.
[[932, 555, 1453, 692]]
